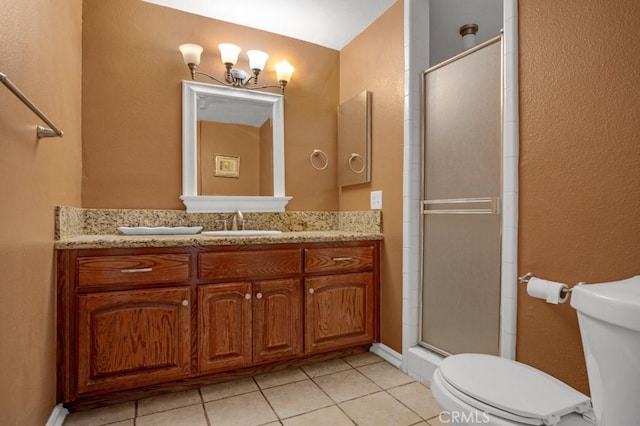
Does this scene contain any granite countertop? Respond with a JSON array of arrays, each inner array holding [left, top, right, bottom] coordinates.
[[55, 207, 383, 250], [55, 230, 383, 250]]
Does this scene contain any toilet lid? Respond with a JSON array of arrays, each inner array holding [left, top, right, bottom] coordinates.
[[439, 354, 591, 425]]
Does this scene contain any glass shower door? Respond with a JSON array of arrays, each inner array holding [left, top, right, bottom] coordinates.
[[420, 36, 502, 356]]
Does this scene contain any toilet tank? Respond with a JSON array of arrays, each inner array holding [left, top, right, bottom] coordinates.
[[570, 276, 640, 426]]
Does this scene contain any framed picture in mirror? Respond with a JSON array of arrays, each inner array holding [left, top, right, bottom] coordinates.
[[214, 154, 240, 178]]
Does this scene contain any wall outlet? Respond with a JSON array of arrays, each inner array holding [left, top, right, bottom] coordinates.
[[370, 190, 383, 210]]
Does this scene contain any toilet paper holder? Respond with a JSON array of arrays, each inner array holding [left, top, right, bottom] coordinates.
[[518, 272, 584, 294]]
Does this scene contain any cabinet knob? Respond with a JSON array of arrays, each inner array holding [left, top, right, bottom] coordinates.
[[308, 288, 315, 294], [181, 299, 189, 307], [245, 293, 252, 300], [256, 292, 263, 299]]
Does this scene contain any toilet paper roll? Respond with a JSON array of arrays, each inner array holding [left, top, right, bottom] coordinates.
[[526, 277, 569, 304]]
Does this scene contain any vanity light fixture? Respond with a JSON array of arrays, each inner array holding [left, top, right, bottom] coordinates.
[[179, 43, 294, 94]]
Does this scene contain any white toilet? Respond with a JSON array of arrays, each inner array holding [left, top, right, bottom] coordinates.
[[430, 275, 640, 426]]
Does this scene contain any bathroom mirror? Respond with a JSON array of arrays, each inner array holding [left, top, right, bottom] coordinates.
[[338, 91, 371, 187], [181, 81, 291, 212]]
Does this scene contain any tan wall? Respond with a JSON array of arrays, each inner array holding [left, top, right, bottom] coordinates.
[[81, 0, 339, 211], [518, 0, 640, 394], [0, 1, 83, 424], [339, 1, 404, 352]]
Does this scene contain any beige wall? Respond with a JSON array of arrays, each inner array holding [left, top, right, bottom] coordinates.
[[518, 0, 640, 394], [339, 1, 405, 352], [0, 1, 83, 424], [81, 0, 339, 211]]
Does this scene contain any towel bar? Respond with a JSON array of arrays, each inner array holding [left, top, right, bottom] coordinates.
[[0, 71, 63, 138]]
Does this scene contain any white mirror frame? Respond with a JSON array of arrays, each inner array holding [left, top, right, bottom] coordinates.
[[180, 81, 291, 212]]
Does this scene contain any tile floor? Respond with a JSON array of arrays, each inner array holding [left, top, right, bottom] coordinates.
[[64, 352, 446, 426]]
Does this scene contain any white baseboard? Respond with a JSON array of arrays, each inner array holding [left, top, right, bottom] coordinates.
[[46, 403, 68, 426], [370, 342, 402, 368]]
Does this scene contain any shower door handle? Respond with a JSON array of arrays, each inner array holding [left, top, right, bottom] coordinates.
[[422, 197, 500, 215]]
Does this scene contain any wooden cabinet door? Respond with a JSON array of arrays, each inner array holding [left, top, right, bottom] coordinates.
[[304, 272, 374, 354], [253, 279, 302, 363], [77, 287, 191, 395], [198, 282, 252, 373]]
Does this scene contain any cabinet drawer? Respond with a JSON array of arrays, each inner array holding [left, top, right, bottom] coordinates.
[[305, 246, 374, 273], [77, 254, 191, 287], [199, 249, 302, 280]]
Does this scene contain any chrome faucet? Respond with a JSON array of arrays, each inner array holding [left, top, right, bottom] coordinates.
[[231, 210, 244, 231]]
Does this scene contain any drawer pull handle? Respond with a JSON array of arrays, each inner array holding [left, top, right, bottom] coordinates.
[[256, 293, 263, 299], [120, 268, 153, 273], [181, 299, 189, 307], [245, 293, 252, 300], [331, 257, 353, 262], [308, 288, 315, 294]]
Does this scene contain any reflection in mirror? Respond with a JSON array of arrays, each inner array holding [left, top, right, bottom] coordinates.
[[181, 81, 291, 212], [338, 91, 371, 187], [198, 117, 273, 196]]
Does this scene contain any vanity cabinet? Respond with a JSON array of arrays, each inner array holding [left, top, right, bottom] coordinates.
[[304, 247, 375, 353], [57, 241, 379, 407]]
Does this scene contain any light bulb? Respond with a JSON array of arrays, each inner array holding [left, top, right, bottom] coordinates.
[[247, 50, 269, 71], [218, 43, 241, 65], [275, 60, 295, 82], [179, 44, 203, 65]]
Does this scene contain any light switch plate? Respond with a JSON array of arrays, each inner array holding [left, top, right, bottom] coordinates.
[[370, 190, 382, 210]]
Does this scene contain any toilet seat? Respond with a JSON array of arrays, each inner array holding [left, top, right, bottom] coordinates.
[[437, 354, 592, 425]]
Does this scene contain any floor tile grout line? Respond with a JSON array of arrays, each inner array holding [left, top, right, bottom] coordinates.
[[285, 359, 360, 424], [200, 384, 260, 403], [308, 363, 363, 404], [255, 375, 283, 422], [304, 363, 386, 426], [134, 402, 211, 425], [256, 363, 356, 423], [310, 370, 385, 405], [389, 379, 449, 424], [197, 387, 213, 426], [386, 386, 432, 422], [133, 401, 204, 421], [254, 367, 309, 391], [338, 360, 427, 425]]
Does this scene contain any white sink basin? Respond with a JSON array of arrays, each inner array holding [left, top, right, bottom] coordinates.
[[201, 230, 282, 237]]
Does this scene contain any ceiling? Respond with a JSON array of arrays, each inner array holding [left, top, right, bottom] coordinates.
[[142, 0, 398, 50]]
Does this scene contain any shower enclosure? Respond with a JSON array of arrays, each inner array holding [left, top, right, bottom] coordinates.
[[420, 35, 503, 356]]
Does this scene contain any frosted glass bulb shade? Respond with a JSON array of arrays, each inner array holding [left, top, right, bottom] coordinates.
[[218, 43, 241, 65], [179, 44, 203, 65], [275, 60, 295, 82], [247, 50, 269, 71]]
